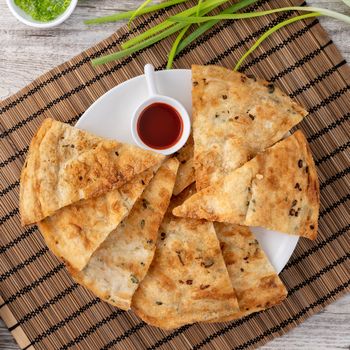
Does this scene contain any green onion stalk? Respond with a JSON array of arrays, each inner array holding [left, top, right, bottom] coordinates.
[[87, 0, 350, 70]]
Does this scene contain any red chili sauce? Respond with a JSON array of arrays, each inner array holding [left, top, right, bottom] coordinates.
[[137, 102, 183, 150]]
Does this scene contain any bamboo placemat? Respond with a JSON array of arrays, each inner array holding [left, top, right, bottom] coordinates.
[[0, 0, 349, 349]]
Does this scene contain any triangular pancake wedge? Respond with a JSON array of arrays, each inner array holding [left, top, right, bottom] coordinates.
[[132, 187, 239, 329], [38, 167, 156, 272], [191, 65, 308, 190], [209, 223, 287, 322], [172, 187, 287, 321], [20, 118, 164, 225], [173, 135, 195, 195], [173, 131, 319, 239], [72, 158, 179, 310]]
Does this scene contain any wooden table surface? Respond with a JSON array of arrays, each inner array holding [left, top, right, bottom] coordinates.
[[0, 0, 349, 349]]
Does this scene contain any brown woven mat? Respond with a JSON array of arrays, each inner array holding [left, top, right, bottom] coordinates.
[[1, 0, 349, 349]]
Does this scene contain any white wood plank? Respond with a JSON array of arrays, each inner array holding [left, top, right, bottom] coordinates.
[[0, 0, 349, 349], [0, 319, 20, 350], [261, 294, 350, 349]]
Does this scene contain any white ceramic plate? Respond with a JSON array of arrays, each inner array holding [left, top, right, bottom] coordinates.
[[76, 69, 299, 274]]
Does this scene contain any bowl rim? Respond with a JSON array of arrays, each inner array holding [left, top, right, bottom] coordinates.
[[6, 0, 78, 28]]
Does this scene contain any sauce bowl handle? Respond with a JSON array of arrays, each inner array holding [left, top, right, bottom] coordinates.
[[144, 64, 158, 97]]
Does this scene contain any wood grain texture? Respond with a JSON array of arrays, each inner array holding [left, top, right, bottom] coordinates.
[[0, 0, 349, 349]]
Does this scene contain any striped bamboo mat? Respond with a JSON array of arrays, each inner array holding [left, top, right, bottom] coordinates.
[[0, 0, 349, 349]]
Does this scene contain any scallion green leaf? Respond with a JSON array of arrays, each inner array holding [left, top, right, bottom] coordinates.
[[167, 24, 191, 69], [233, 12, 321, 71], [93, 0, 258, 66], [170, 6, 350, 24], [122, 0, 229, 49], [84, 0, 187, 25], [92, 21, 186, 66], [196, 0, 205, 18], [175, 0, 259, 54], [128, 0, 153, 26], [122, 20, 174, 50], [89, 0, 350, 72]]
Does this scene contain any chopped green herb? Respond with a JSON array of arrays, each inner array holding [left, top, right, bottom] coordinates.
[[266, 83, 275, 94], [200, 284, 210, 290], [131, 275, 139, 284], [176, 250, 185, 265], [246, 74, 256, 81], [201, 259, 214, 268], [14, 0, 71, 22]]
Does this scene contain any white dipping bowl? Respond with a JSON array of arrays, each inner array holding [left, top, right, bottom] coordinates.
[[6, 0, 78, 28], [131, 95, 191, 156]]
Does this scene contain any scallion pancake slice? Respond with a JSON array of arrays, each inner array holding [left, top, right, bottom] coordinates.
[[173, 131, 319, 239], [73, 158, 179, 310], [173, 135, 195, 195], [209, 223, 287, 322], [20, 118, 164, 225], [132, 186, 239, 329], [191, 65, 307, 190], [38, 167, 156, 271]]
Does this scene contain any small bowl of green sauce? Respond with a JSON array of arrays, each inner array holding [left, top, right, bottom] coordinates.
[[6, 0, 78, 28]]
